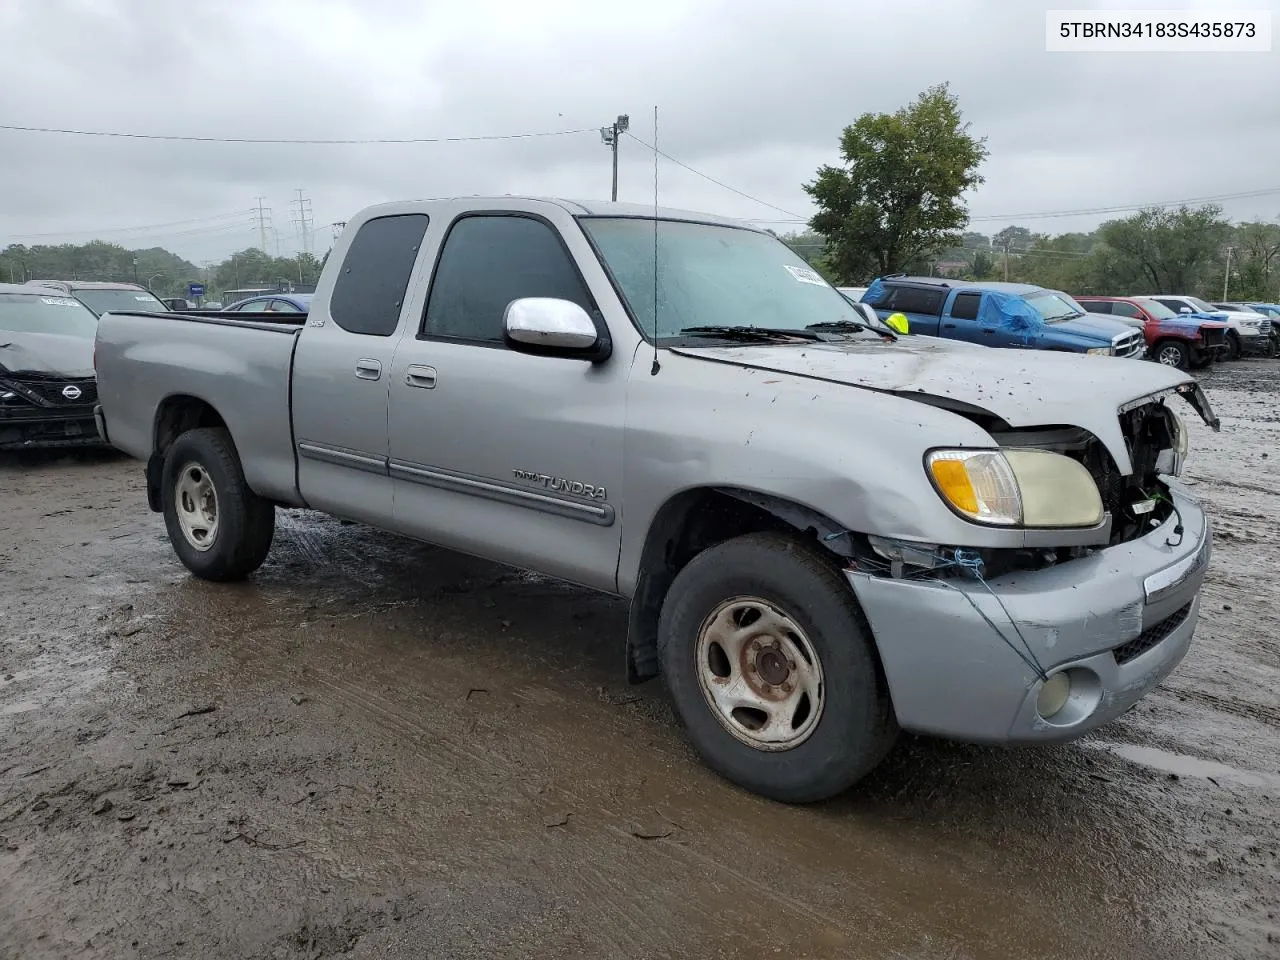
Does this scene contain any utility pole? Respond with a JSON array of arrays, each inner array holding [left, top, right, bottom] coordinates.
[[1223, 245, 1233, 300], [292, 188, 314, 255], [253, 197, 273, 254], [599, 115, 629, 201]]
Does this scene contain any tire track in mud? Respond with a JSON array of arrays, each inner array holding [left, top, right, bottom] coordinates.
[[1161, 685, 1280, 728]]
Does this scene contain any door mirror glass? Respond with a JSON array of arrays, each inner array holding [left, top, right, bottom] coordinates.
[[504, 297, 607, 359]]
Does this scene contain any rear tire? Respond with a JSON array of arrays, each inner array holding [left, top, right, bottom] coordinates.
[[657, 531, 898, 803], [1152, 339, 1190, 370], [161, 427, 275, 581]]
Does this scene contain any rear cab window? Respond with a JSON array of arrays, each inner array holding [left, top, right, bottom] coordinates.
[[886, 285, 945, 316], [330, 213, 431, 336], [948, 291, 981, 320]]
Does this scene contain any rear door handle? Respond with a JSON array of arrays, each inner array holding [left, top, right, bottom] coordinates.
[[355, 359, 382, 380], [405, 364, 437, 389]]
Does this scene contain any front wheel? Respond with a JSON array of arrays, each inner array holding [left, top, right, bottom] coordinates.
[[161, 427, 275, 581], [657, 532, 898, 803], [1226, 332, 1242, 361], [1152, 339, 1190, 370]]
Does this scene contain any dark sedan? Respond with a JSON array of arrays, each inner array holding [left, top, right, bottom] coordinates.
[[223, 293, 313, 314], [0, 283, 103, 449]]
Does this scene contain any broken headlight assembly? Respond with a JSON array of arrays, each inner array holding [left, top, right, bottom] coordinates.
[[925, 448, 1105, 528], [1165, 410, 1189, 476]]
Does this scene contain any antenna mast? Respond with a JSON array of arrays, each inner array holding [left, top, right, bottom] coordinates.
[[649, 106, 661, 375]]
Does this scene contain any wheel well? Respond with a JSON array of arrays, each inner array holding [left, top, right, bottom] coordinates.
[[625, 487, 852, 683], [1151, 337, 1186, 352], [145, 396, 227, 512]]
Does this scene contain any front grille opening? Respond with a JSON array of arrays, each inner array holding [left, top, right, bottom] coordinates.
[[1113, 603, 1192, 665]]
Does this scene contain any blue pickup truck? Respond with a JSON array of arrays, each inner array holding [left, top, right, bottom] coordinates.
[[860, 277, 1146, 359]]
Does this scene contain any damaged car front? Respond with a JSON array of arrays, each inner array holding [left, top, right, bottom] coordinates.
[[838, 360, 1219, 745], [0, 284, 103, 450]]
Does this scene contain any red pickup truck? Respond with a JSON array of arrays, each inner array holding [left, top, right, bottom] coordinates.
[[1075, 296, 1228, 370]]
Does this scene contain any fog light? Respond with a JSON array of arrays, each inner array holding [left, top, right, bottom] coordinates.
[[1037, 673, 1071, 719]]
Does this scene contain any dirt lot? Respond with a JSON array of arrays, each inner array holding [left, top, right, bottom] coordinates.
[[2, 359, 1277, 960]]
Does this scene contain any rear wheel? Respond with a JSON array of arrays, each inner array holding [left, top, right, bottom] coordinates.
[[1152, 339, 1190, 370], [658, 531, 897, 803], [161, 427, 275, 581]]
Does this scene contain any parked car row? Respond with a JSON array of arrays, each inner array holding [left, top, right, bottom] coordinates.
[[846, 276, 1276, 370]]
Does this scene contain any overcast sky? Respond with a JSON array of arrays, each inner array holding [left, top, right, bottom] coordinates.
[[1, 0, 1277, 265]]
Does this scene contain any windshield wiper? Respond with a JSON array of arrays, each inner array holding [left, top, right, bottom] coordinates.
[[805, 319, 897, 341], [678, 325, 823, 342]]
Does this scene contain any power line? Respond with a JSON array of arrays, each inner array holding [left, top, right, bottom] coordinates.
[[622, 132, 806, 219], [968, 187, 1280, 222], [6, 209, 254, 241], [0, 122, 596, 145]]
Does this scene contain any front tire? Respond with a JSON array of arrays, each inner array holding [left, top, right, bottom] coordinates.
[[161, 427, 275, 581], [1152, 339, 1190, 370], [1226, 331, 1241, 361], [658, 532, 897, 803]]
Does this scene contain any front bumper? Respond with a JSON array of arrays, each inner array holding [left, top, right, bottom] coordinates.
[[0, 407, 103, 449], [847, 486, 1210, 743]]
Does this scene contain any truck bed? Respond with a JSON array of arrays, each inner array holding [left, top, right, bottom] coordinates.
[[94, 310, 304, 505]]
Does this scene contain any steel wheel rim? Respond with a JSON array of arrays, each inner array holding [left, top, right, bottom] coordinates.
[[694, 596, 825, 752], [1157, 345, 1184, 367], [175, 461, 218, 552]]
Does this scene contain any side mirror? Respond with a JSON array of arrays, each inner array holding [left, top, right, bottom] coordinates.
[[504, 297, 611, 362], [885, 312, 911, 335]]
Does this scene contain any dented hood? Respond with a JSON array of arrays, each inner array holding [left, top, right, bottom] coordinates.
[[672, 336, 1219, 474], [0, 333, 95, 379]]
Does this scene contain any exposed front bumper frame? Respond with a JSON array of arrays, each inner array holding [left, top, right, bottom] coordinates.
[[846, 486, 1210, 743]]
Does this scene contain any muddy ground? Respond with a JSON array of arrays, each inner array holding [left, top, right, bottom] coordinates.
[[1, 360, 1277, 960]]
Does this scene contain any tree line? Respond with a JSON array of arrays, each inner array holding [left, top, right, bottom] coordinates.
[[0, 241, 326, 301], [786, 83, 1280, 302]]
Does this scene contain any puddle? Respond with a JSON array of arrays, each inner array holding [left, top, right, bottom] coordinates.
[[1090, 742, 1280, 790]]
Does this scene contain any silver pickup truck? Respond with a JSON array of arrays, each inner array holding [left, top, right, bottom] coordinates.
[[94, 197, 1220, 803]]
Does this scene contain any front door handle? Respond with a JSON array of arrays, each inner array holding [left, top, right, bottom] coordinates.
[[355, 358, 382, 380], [942, 322, 956, 329], [981, 328, 995, 334], [405, 364, 437, 389]]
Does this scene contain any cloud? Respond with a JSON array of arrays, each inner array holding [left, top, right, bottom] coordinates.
[[1, 0, 1276, 263]]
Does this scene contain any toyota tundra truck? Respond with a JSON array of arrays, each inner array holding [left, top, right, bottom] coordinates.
[[93, 197, 1219, 803]]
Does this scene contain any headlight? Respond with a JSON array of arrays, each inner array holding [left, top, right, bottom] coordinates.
[[926, 448, 1105, 528], [1085, 347, 1112, 356]]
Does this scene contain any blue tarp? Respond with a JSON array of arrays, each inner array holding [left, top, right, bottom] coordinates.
[[977, 290, 1038, 344]]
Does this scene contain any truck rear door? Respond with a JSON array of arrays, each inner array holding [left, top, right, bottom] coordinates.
[[385, 209, 627, 592], [937, 290, 987, 344], [291, 213, 430, 527]]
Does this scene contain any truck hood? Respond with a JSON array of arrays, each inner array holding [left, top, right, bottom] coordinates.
[[672, 336, 1219, 473], [1051, 312, 1133, 341], [0, 333, 96, 379]]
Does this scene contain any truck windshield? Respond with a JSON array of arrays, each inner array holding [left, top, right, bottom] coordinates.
[[0, 293, 100, 337], [1183, 296, 1218, 313], [579, 217, 876, 342], [74, 289, 168, 316], [1023, 291, 1084, 323], [1136, 298, 1177, 319]]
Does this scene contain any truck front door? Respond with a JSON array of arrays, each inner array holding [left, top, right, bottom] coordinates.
[[386, 211, 627, 592], [291, 213, 430, 527]]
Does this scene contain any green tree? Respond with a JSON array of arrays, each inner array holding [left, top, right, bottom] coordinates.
[[1094, 205, 1231, 293], [805, 83, 987, 281]]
